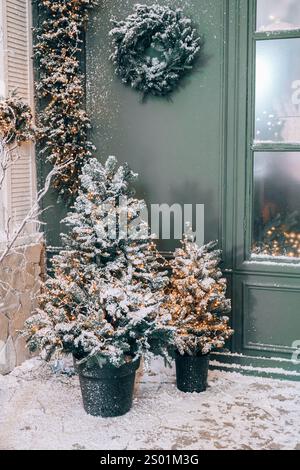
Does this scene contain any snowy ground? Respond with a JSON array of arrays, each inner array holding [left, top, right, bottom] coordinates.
[[0, 358, 300, 450]]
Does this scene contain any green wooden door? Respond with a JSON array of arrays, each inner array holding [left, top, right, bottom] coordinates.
[[222, 0, 300, 378]]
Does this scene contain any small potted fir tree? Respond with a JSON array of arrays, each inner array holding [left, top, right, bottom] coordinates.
[[23, 157, 173, 417], [165, 233, 233, 393]]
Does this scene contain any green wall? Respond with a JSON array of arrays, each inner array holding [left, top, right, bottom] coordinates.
[[85, 0, 227, 253]]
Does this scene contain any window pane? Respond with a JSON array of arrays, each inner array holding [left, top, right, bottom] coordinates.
[[252, 152, 300, 259], [257, 0, 300, 31], [255, 39, 300, 143]]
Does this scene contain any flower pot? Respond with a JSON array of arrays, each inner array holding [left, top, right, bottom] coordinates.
[[175, 352, 210, 393], [74, 356, 141, 417]]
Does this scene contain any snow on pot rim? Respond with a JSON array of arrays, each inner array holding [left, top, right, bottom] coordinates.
[[73, 354, 141, 379], [174, 349, 211, 358]]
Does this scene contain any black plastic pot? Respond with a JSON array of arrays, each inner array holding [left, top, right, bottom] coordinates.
[[175, 352, 210, 393], [74, 356, 141, 417]]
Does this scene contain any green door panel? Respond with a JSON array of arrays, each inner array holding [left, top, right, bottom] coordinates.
[[233, 275, 300, 358], [86, 0, 227, 252]]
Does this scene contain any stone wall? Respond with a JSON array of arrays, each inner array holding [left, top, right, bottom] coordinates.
[[0, 242, 44, 374]]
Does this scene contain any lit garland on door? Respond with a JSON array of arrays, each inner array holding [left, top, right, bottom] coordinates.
[[35, 0, 97, 197]]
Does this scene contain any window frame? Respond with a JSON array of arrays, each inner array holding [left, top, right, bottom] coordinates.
[[246, 0, 300, 266]]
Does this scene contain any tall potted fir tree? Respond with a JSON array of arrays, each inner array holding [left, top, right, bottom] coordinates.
[[165, 233, 233, 393], [23, 157, 173, 417]]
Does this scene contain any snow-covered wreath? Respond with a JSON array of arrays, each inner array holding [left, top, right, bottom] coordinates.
[[109, 4, 202, 97]]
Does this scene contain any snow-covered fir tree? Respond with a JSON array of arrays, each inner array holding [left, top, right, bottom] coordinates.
[[23, 157, 173, 367], [166, 233, 233, 356]]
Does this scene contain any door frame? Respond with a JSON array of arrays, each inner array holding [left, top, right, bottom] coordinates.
[[215, 0, 300, 380]]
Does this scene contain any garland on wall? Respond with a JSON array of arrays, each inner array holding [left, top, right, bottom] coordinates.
[[35, 0, 97, 197]]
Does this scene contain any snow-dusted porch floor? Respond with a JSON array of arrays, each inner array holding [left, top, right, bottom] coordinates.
[[0, 358, 299, 450]]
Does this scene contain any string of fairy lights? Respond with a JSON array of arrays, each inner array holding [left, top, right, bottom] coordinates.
[[165, 238, 233, 355], [35, 0, 97, 197], [254, 226, 300, 258]]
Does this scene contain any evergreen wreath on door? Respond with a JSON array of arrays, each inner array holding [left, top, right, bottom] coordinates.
[[109, 4, 202, 97]]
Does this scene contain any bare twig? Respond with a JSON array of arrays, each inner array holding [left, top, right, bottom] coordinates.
[[0, 162, 70, 266]]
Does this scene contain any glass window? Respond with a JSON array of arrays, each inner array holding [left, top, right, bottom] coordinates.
[[252, 152, 300, 259], [255, 39, 300, 143], [257, 0, 300, 32], [252, 2, 300, 263]]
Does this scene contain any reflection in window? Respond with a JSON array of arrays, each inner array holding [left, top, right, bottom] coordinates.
[[255, 39, 300, 143], [252, 152, 300, 259], [257, 0, 300, 31]]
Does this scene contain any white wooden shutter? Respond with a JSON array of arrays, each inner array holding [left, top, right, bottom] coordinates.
[[4, 0, 36, 233], [6, 0, 30, 98], [0, 1, 8, 239]]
